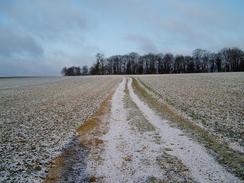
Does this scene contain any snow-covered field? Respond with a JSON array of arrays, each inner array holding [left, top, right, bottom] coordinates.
[[45, 76, 241, 183], [1, 73, 243, 183], [0, 76, 121, 182], [127, 78, 239, 182], [136, 73, 244, 151]]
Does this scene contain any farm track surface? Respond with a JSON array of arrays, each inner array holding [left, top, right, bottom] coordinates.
[[45, 77, 241, 183]]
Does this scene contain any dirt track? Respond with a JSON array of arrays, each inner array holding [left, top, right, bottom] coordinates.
[[45, 77, 241, 183]]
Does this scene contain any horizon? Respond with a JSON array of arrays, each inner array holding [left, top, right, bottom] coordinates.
[[1, 0, 244, 76]]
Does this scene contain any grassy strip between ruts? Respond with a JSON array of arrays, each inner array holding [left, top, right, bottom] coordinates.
[[132, 77, 244, 180]]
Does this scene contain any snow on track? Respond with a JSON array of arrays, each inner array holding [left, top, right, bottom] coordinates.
[[127, 78, 240, 183], [93, 78, 129, 182], [94, 78, 165, 182]]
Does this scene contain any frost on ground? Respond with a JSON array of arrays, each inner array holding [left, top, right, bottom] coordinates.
[[127, 78, 240, 183], [0, 76, 121, 182], [1, 75, 242, 183], [136, 73, 244, 152], [52, 77, 238, 183], [44, 78, 194, 183], [92, 78, 194, 182]]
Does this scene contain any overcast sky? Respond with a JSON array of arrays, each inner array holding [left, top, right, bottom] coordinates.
[[0, 0, 244, 76]]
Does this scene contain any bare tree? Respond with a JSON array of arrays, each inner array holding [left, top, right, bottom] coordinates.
[[81, 65, 88, 75], [86, 47, 243, 75]]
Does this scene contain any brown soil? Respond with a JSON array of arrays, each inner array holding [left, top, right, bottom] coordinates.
[[44, 91, 113, 183]]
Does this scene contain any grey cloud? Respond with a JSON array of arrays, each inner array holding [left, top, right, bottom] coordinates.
[[161, 18, 213, 46], [1, 0, 89, 40], [0, 58, 58, 76], [0, 27, 43, 57], [0, 0, 94, 76], [125, 34, 157, 53]]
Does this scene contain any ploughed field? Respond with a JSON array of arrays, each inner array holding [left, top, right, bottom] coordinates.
[[136, 73, 244, 151], [0, 73, 243, 183], [0, 76, 121, 182]]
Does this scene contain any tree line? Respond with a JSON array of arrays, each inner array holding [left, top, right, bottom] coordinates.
[[61, 66, 88, 76], [62, 47, 244, 76]]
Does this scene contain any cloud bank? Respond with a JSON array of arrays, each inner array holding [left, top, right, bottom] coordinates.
[[0, 0, 244, 75]]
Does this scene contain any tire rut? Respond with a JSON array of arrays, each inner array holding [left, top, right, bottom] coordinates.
[[44, 77, 240, 183], [127, 78, 240, 183]]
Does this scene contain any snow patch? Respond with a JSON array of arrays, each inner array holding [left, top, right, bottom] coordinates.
[[93, 78, 166, 182]]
